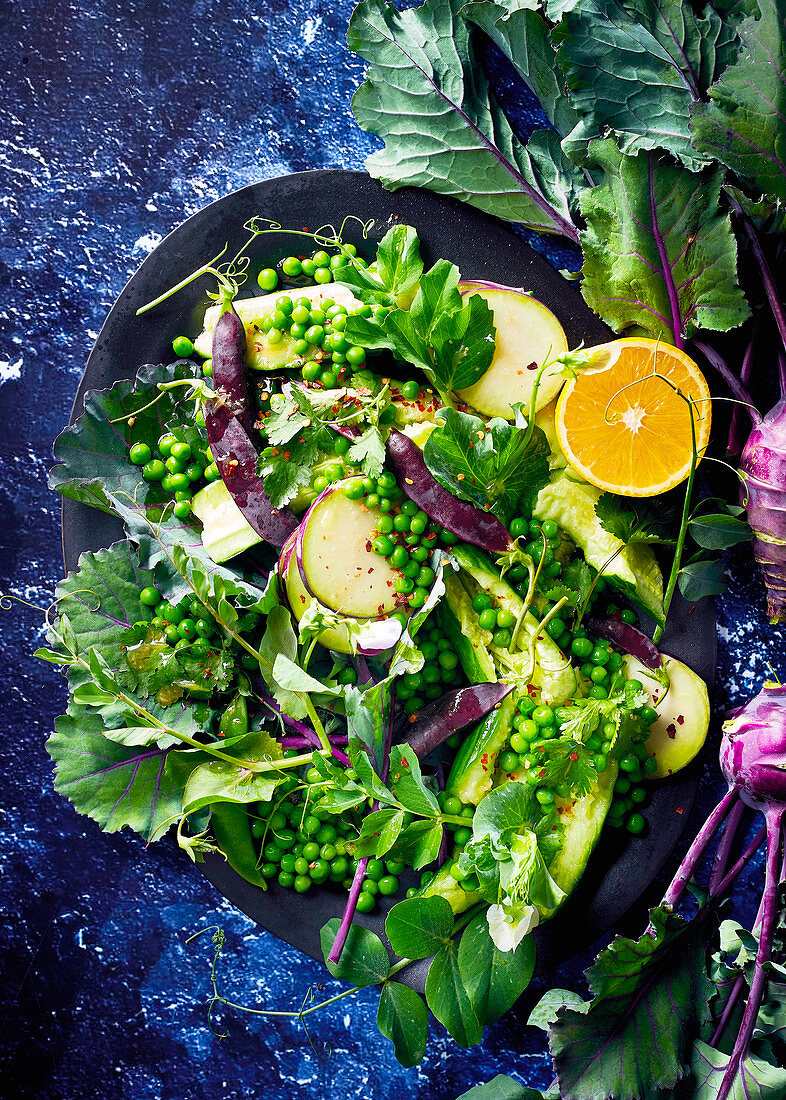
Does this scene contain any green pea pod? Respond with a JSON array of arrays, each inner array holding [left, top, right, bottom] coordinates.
[[210, 802, 266, 888], [438, 574, 496, 684], [446, 692, 517, 805], [219, 693, 249, 739], [418, 863, 480, 915]]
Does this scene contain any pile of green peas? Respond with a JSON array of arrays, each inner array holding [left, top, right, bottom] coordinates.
[[397, 622, 465, 715], [129, 431, 217, 520], [509, 516, 564, 580], [251, 771, 404, 910], [130, 583, 261, 659], [470, 591, 523, 651]]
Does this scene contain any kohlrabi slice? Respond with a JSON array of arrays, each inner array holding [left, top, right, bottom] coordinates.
[[282, 485, 404, 653], [456, 283, 568, 419], [194, 284, 362, 369], [624, 654, 710, 778]]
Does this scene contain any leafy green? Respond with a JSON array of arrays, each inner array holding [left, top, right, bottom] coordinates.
[[548, 906, 715, 1100], [456, 1076, 546, 1100], [689, 512, 754, 550], [458, 909, 536, 1026], [678, 557, 728, 601], [334, 224, 424, 309], [351, 807, 405, 858], [462, 0, 579, 139], [377, 981, 429, 1067], [553, 0, 740, 170], [579, 139, 750, 341], [347, 0, 583, 240], [425, 937, 483, 1046], [320, 919, 391, 986], [424, 407, 550, 519], [595, 493, 677, 546], [387, 744, 440, 816], [690, 1040, 786, 1100], [385, 895, 455, 960], [344, 259, 496, 400], [691, 0, 786, 202], [180, 730, 284, 815]]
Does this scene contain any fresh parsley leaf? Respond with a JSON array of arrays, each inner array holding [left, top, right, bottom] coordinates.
[[347, 425, 386, 478], [343, 260, 497, 401], [529, 739, 596, 798], [541, 557, 593, 611], [424, 407, 550, 519]]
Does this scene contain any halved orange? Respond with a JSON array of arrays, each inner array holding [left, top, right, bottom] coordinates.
[[555, 338, 712, 497]]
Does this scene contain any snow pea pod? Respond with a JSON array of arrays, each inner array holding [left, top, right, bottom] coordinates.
[[210, 802, 266, 888], [445, 692, 517, 806]]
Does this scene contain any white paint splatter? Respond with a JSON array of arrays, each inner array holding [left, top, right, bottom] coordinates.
[[302, 16, 322, 45], [133, 232, 162, 254], [0, 356, 22, 382]]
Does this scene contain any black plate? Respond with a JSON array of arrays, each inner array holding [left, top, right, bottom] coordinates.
[[61, 168, 715, 991]]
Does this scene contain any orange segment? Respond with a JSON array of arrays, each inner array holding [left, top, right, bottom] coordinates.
[[555, 338, 711, 497]]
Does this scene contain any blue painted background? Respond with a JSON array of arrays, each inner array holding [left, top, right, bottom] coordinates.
[[0, 1, 781, 1096]]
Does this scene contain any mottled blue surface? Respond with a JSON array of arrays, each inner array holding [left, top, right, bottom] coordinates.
[[0, 2, 782, 1097]]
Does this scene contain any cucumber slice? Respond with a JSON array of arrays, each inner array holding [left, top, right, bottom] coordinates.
[[192, 480, 262, 563], [533, 472, 665, 622], [623, 654, 710, 779], [439, 574, 496, 684], [456, 285, 568, 420], [194, 284, 361, 369]]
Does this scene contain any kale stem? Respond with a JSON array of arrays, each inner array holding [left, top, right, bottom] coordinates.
[[709, 971, 745, 1048], [692, 340, 760, 423], [649, 152, 684, 347], [661, 788, 739, 911], [716, 822, 768, 897], [716, 809, 784, 1100], [730, 195, 786, 365]]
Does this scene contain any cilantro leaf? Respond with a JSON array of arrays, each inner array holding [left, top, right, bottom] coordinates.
[[423, 407, 550, 519], [691, 0, 786, 203], [595, 492, 677, 546], [579, 138, 750, 342], [344, 259, 497, 401], [541, 558, 593, 611], [347, 425, 386, 478]]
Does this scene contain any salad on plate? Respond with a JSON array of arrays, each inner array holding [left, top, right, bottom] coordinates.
[[41, 216, 713, 1058]]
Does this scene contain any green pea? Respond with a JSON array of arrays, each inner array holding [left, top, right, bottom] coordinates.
[[496, 608, 516, 629], [478, 608, 498, 630], [643, 756, 658, 774], [570, 637, 593, 660], [620, 608, 637, 625], [499, 751, 519, 773], [142, 459, 166, 482], [594, 753, 608, 772], [258, 268, 278, 291], [590, 665, 608, 684], [346, 345, 366, 366], [344, 477, 365, 500], [546, 618, 565, 639], [454, 827, 472, 846], [492, 628, 512, 648], [355, 891, 376, 913], [304, 324, 324, 345], [615, 776, 631, 795], [172, 335, 194, 357], [533, 705, 555, 727], [626, 813, 646, 835], [620, 754, 639, 773], [395, 576, 415, 595], [590, 685, 608, 700], [129, 442, 152, 466], [282, 256, 302, 277], [139, 586, 161, 607], [438, 650, 459, 671]]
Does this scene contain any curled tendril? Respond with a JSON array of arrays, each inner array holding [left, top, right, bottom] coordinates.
[[0, 591, 54, 614]]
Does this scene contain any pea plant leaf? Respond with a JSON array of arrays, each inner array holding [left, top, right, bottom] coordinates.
[[425, 936, 484, 1047], [462, 0, 580, 139], [377, 981, 429, 1067], [320, 919, 391, 987], [691, 0, 786, 203], [424, 407, 551, 520], [552, 0, 747, 170], [347, 0, 583, 241], [335, 223, 424, 310], [180, 730, 285, 815], [579, 138, 750, 342], [548, 906, 715, 1100], [458, 909, 536, 1027], [385, 895, 454, 960], [456, 1076, 547, 1100]]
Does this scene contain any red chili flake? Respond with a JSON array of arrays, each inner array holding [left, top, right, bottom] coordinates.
[[570, 752, 579, 762], [525, 361, 538, 371], [676, 714, 685, 725], [401, 758, 409, 768], [481, 752, 489, 766], [666, 722, 677, 739], [688, 605, 695, 614], [269, 448, 280, 457], [675, 806, 684, 814], [365, 539, 373, 552], [283, 451, 291, 461]]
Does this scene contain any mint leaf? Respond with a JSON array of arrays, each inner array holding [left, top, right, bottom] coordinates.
[[424, 408, 550, 519], [348, 0, 581, 240], [385, 895, 454, 960], [463, 0, 579, 139], [549, 906, 714, 1100], [579, 138, 750, 341], [553, 0, 740, 169], [691, 0, 786, 202], [377, 981, 429, 1067]]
